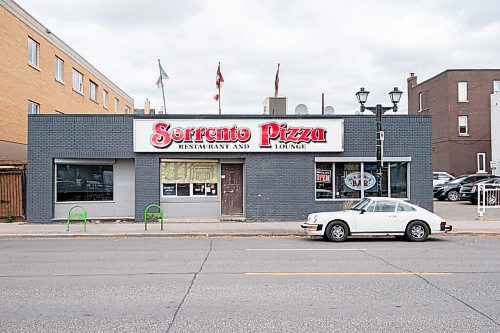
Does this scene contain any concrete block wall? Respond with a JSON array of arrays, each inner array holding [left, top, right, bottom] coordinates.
[[28, 114, 432, 222]]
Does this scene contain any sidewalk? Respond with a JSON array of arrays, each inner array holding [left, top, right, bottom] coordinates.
[[0, 220, 499, 239]]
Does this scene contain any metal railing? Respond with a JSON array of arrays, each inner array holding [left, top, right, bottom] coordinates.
[[477, 184, 500, 217]]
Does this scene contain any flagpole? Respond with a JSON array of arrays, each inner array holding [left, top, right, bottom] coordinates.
[[218, 62, 221, 115], [158, 59, 167, 114]]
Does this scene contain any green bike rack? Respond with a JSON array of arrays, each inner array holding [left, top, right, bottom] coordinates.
[[144, 204, 164, 231], [67, 205, 88, 232]]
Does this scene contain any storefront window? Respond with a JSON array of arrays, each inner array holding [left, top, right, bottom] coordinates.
[[363, 163, 388, 197], [335, 163, 361, 199], [56, 164, 113, 202], [315, 163, 333, 199], [390, 162, 408, 198], [314, 161, 407, 200], [161, 161, 218, 197]]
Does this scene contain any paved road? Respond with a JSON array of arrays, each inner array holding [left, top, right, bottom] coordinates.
[[1, 236, 499, 332]]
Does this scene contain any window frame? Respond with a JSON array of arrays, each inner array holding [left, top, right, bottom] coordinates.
[[160, 160, 219, 198], [314, 161, 410, 201], [477, 153, 486, 173], [103, 89, 109, 109], [54, 161, 115, 203], [458, 81, 468, 102], [125, 105, 130, 114], [114, 98, 119, 114], [458, 115, 469, 136], [89, 80, 98, 102], [28, 100, 40, 114], [418, 92, 423, 112], [494, 80, 500, 93], [28, 37, 39, 68], [55, 56, 64, 83], [72, 68, 84, 94]]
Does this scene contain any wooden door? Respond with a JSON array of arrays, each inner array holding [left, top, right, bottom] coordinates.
[[221, 164, 243, 216]]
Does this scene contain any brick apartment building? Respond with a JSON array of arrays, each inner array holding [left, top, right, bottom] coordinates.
[[0, 0, 134, 161], [407, 70, 500, 177]]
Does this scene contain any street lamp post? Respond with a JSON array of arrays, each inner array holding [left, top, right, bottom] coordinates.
[[355, 87, 403, 197]]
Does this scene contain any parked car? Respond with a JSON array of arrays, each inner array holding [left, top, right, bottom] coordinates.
[[461, 178, 500, 204], [433, 172, 455, 187], [301, 197, 452, 242], [433, 174, 494, 201]]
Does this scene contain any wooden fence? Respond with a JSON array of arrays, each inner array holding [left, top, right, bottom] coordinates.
[[0, 162, 27, 220]]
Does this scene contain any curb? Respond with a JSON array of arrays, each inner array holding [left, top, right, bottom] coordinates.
[[0, 232, 499, 239]]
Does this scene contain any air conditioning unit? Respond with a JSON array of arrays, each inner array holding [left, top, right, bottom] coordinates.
[[263, 97, 287, 115]]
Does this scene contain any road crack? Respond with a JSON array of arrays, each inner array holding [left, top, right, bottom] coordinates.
[[166, 238, 214, 333], [361, 250, 500, 327]]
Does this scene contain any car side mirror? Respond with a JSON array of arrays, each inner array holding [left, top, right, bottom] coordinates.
[[360, 209, 365, 214]]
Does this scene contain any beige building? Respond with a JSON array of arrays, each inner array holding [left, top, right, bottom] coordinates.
[[0, 0, 134, 161]]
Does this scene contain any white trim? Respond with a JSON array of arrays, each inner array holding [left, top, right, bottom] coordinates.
[[54, 158, 116, 165], [477, 153, 486, 173], [315, 156, 411, 162]]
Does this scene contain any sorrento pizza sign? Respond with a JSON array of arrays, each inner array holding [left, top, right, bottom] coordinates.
[[133, 119, 344, 153]]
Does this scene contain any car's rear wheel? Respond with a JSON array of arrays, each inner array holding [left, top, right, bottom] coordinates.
[[406, 221, 429, 242], [447, 190, 459, 201], [325, 221, 349, 242]]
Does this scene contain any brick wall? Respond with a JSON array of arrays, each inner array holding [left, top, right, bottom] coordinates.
[[0, 4, 133, 148], [27, 115, 433, 222]]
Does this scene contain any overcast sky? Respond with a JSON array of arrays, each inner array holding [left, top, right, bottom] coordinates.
[[16, 0, 500, 115]]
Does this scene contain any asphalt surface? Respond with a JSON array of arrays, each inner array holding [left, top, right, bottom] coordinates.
[[1, 237, 499, 333]]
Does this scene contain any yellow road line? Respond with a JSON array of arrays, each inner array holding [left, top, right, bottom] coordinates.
[[245, 272, 451, 276]]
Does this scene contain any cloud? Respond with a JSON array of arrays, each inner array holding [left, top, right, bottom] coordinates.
[[15, 0, 500, 115]]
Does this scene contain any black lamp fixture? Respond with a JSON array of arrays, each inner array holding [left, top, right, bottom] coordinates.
[[354, 86, 404, 196]]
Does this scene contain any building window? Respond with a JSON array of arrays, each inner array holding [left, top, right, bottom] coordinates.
[[458, 116, 468, 136], [103, 90, 108, 109], [55, 56, 64, 83], [114, 98, 119, 113], [125, 106, 130, 114], [72, 68, 84, 94], [494, 80, 500, 93], [477, 153, 486, 173], [56, 164, 113, 202], [160, 161, 218, 197], [315, 161, 408, 200], [28, 37, 39, 68], [418, 92, 423, 112], [28, 100, 40, 114], [458, 81, 468, 102], [89, 81, 98, 102]]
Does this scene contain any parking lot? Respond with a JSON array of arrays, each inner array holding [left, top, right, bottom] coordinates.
[[434, 200, 500, 221]]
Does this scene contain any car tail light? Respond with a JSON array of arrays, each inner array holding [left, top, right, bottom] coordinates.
[[472, 186, 476, 193], [440, 221, 446, 227]]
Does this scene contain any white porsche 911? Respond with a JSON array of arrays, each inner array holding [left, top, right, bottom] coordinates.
[[301, 197, 452, 242]]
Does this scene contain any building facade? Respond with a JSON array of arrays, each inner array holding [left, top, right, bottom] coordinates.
[[27, 114, 432, 222], [0, 0, 134, 161], [407, 70, 500, 177]]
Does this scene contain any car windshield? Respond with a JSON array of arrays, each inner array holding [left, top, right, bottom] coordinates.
[[351, 198, 372, 211], [447, 176, 467, 184]]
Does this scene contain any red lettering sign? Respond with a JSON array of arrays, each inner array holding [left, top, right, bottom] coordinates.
[[259, 122, 327, 147]]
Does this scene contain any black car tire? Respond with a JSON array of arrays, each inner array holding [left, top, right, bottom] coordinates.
[[406, 221, 429, 242], [447, 190, 459, 201], [470, 199, 477, 205], [325, 221, 349, 242]]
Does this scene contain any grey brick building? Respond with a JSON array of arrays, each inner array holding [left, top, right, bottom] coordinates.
[[27, 114, 432, 222]]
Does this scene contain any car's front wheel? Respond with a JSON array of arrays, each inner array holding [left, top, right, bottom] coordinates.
[[325, 221, 349, 242], [406, 221, 429, 242], [447, 190, 459, 201]]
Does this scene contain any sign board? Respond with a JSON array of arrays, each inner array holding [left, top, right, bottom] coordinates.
[[344, 172, 376, 191], [134, 119, 344, 153], [316, 169, 331, 182], [379, 131, 385, 141]]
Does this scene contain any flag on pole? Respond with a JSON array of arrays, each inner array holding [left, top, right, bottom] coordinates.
[[156, 63, 169, 88], [213, 63, 224, 101], [274, 63, 280, 97]]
